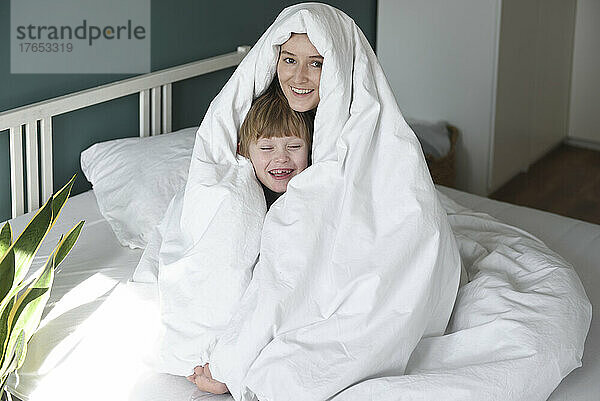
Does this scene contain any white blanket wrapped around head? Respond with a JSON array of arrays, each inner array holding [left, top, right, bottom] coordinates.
[[151, 2, 461, 399]]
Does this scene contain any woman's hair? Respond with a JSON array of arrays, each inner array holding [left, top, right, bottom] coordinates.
[[238, 80, 315, 158]]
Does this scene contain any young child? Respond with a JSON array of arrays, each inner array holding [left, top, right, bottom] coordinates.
[[238, 81, 315, 207], [186, 82, 315, 393]]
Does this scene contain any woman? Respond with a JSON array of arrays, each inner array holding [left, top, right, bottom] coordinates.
[[158, 4, 461, 400], [188, 31, 323, 395]]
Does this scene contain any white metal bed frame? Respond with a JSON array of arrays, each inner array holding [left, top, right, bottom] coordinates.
[[0, 46, 250, 219]]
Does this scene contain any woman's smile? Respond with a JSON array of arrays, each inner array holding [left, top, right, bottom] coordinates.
[[277, 33, 323, 112], [290, 86, 314, 95]]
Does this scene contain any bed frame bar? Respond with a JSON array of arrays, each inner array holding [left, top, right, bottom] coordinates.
[[0, 46, 251, 218]]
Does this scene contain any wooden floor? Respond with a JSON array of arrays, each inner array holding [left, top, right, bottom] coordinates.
[[491, 144, 600, 225]]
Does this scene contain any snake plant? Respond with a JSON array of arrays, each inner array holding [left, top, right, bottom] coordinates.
[[0, 176, 84, 399]]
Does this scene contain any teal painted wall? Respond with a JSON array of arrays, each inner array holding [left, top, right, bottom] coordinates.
[[0, 1, 376, 221]]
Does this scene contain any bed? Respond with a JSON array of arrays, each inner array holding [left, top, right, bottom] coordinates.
[[0, 49, 596, 401]]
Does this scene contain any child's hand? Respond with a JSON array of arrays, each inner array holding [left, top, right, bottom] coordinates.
[[186, 363, 229, 394]]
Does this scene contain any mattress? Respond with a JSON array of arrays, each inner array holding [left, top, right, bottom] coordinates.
[[3, 188, 598, 401]]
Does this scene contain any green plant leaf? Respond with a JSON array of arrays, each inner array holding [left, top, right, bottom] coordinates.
[[0, 176, 80, 380], [0, 329, 23, 386], [15, 330, 29, 369], [0, 326, 18, 396], [0, 296, 16, 374], [54, 221, 84, 268], [0, 220, 85, 375], [0, 175, 76, 323], [51, 175, 76, 224], [0, 376, 7, 398], [4, 330, 25, 378], [0, 223, 11, 260], [0, 249, 15, 317], [0, 223, 15, 335], [0, 253, 54, 375], [0, 198, 52, 298]]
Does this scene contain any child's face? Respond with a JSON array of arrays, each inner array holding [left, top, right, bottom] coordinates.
[[248, 136, 309, 193]]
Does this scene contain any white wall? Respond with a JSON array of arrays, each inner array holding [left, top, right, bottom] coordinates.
[[490, 0, 576, 192], [568, 0, 600, 144], [529, 0, 576, 161], [490, 0, 538, 190], [377, 0, 501, 195]]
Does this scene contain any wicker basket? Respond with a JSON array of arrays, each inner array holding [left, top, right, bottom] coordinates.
[[424, 125, 458, 188]]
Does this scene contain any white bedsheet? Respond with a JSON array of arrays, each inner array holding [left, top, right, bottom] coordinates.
[[4, 188, 597, 401]]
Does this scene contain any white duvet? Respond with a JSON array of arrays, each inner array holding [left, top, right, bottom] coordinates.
[[136, 191, 591, 401], [145, 3, 462, 400], [6, 188, 591, 401], [129, 3, 591, 401], [333, 191, 592, 400]]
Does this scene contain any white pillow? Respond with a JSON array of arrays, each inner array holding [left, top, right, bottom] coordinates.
[[81, 127, 197, 249]]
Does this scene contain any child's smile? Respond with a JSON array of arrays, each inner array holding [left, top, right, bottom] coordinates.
[[248, 136, 309, 193], [269, 168, 294, 180]]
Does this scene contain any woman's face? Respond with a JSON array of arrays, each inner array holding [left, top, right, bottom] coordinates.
[[277, 34, 323, 112]]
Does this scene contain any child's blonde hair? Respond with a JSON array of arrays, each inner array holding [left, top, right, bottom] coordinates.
[[238, 80, 314, 158]]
